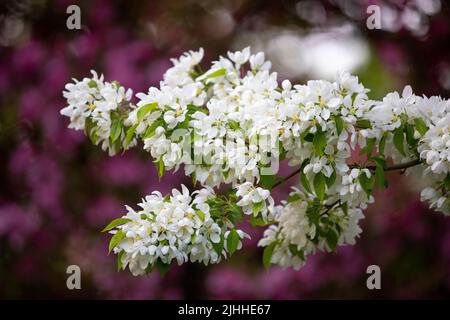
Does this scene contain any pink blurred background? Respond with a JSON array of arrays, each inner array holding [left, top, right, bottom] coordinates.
[[1, 0, 450, 299]]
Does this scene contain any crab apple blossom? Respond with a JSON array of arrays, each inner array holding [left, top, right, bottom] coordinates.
[[61, 47, 450, 276]]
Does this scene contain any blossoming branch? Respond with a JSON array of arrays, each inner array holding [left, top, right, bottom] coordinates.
[[60, 47, 450, 276]]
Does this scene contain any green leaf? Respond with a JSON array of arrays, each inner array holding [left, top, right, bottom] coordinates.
[[157, 159, 165, 178], [405, 123, 417, 148], [263, 242, 276, 270], [211, 234, 224, 255], [195, 210, 205, 221], [300, 160, 312, 193], [444, 174, 450, 190], [110, 134, 122, 156], [313, 172, 326, 200], [84, 117, 96, 142], [303, 133, 314, 142], [288, 193, 301, 203], [313, 125, 327, 156], [379, 132, 387, 155], [102, 218, 131, 232], [110, 117, 122, 143], [124, 124, 137, 148], [155, 259, 171, 276], [249, 215, 273, 227], [288, 244, 305, 260], [198, 68, 226, 81], [117, 250, 125, 271], [325, 169, 336, 188], [252, 201, 265, 215], [227, 203, 243, 225], [334, 115, 344, 136], [375, 163, 387, 191], [366, 138, 376, 158], [145, 264, 153, 274], [226, 228, 240, 256], [372, 155, 387, 169], [341, 202, 348, 215], [137, 103, 158, 122], [259, 174, 280, 190], [414, 118, 428, 137], [393, 125, 406, 156], [306, 200, 321, 225], [355, 119, 372, 129], [108, 230, 125, 253], [325, 229, 338, 252], [142, 119, 164, 139], [228, 120, 241, 131], [358, 172, 375, 197]]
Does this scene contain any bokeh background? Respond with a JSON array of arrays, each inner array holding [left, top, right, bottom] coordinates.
[[1, 0, 450, 299]]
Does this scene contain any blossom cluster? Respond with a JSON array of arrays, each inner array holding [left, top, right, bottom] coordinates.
[[104, 185, 248, 276], [60, 47, 450, 274], [61, 71, 134, 155], [258, 189, 364, 269]]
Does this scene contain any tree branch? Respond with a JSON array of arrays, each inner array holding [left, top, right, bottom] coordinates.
[[271, 159, 423, 189], [351, 158, 423, 172], [272, 168, 302, 189]]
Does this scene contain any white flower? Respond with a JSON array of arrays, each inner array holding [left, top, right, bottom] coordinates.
[[109, 185, 241, 276], [421, 185, 450, 215], [419, 113, 450, 175], [236, 182, 276, 221], [163, 104, 187, 129], [61, 47, 450, 274], [61, 70, 133, 155], [228, 47, 251, 66], [163, 48, 204, 88]]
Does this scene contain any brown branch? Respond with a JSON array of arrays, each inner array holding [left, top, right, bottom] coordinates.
[[271, 159, 423, 190], [350, 158, 423, 172], [271, 168, 302, 189]]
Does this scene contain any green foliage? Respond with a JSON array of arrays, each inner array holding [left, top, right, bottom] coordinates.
[[108, 230, 125, 253], [358, 172, 375, 197], [157, 158, 165, 178], [102, 218, 131, 232], [109, 117, 122, 143], [259, 174, 281, 190], [124, 124, 137, 148], [155, 259, 171, 276], [199, 68, 226, 80], [393, 125, 406, 156], [300, 160, 312, 194], [365, 138, 376, 158], [313, 125, 327, 156], [334, 115, 344, 136], [137, 103, 159, 122], [355, 119, 372, 129], [263, 242, 276, 270], [414, 118, 428, 137], [379, 132, 387, 155], [226, 228, 240, 256], [252, 201, 265, 215], [117, 250, 125, 271], [313, 172, 326, 200], [211, 234, 224, 255]]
